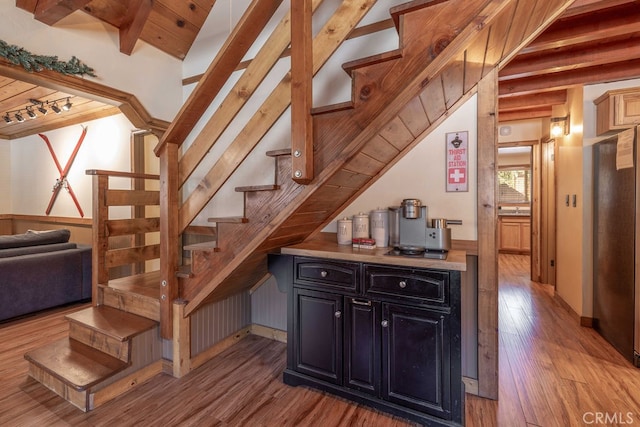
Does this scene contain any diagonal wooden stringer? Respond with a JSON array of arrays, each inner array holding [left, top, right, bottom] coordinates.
[[39, 126, 87, 217]]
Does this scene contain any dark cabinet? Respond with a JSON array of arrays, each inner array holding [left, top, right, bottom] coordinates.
[[271, 254, 462, 427]]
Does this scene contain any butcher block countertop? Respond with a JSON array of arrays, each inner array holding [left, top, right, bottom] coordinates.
[[281, 233, 466, 272]]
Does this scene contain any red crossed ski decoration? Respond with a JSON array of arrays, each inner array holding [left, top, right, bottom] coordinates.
[[39, 126, 87, 217]]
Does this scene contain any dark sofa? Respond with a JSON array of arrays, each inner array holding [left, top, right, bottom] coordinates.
[[0, 229, 92, 322]]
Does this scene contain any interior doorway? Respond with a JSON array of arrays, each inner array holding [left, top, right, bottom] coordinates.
[[497, 139, 557, 287]]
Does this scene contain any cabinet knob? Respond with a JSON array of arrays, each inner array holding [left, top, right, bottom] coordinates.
[[399, 280, 407, 289], [381, 320, 389, 328], [335, 311, 342, 318], [321, 270, 328, 278]]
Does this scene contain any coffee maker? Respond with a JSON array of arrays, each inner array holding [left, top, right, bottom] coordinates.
[[388, 198, 451, 258]]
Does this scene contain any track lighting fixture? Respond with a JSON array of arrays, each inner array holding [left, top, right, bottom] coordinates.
[[2, 96, 73, 125]]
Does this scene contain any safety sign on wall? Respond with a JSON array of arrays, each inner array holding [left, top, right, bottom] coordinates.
[[446, 131, 468, 192]]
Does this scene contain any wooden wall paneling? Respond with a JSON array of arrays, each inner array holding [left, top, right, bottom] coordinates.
[[501, 0, 534, 59], [343, 152, 384, 176], [420, 76, 447, 124], [324, 169, 371, 189], [476, 68, 499, 399], [482, 2, 515, 77], [360, 134, 400, 164], [377, 116, 415, 151], [464, 27, 490, 94], [179, 0, 376, 231], [396, 94, 429, 138], [441, 51, 466, 109], [290, 0, 314, 184]]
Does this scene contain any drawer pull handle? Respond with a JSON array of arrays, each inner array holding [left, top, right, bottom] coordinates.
[[351, 298, 372, 306], [399, 280, 407, 288], [381, 320, 389, 328], [335, 311, 342, 318], [321, 271, 328, 278]]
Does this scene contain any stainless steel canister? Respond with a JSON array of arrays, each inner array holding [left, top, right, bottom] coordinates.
[[388, 207, 401, 247]]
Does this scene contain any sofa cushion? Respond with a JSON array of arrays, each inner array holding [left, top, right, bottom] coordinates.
[[0, 242, 77, 258], [0, 229, 71, 250]]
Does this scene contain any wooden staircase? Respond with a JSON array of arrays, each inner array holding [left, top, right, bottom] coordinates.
[[24, 303, 161, 412]]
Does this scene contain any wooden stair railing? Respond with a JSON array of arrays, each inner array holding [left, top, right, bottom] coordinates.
[[174, 0, 575, 321], [85, 169, 161, 306]]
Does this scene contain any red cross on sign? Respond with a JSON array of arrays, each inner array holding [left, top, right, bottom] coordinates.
[[39, 126, 87, 217]]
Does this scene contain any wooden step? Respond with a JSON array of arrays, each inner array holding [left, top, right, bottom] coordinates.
[[390, 0, 449, 30], [207, 216, 249, 224], [266, 148, 291, 157], [66, 306, 158, 362], [311, 101, 354, 116], [183, 240, 219, 251], [99, 271, 161, 322], [342, 49, 403, 75], [25, 337, 128, 411], [235, 184, 280, 193]]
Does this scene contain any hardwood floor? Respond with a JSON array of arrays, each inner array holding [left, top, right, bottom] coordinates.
[[2, 254, 639, 426]]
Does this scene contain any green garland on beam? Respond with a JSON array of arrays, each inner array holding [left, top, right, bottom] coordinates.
[[0, 39, 96, 77]]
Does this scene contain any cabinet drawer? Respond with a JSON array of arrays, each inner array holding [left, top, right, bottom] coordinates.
[[364, 264, 448, 306], [294, 257, 359, 292]]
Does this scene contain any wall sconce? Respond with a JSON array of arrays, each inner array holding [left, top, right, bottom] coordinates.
[[550, 115, 570, 137]]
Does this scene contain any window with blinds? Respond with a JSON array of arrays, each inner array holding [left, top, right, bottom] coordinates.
[[498, 168, 531, 204]]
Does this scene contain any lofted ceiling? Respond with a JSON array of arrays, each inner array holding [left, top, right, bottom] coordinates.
[[0, 0, 639, 140]]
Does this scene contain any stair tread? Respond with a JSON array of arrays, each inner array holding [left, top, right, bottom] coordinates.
[[66, 306, 157, 342], [207, 216, 248, 224], [390, 0, 448, 29], [342, 49, 403, 75], [104, 271, 161, 300], [183, 241, 219, 251], [235, 184, 280, 192], [25, 338, 128, 391], [311, 101, 354, 116], [266, 148, 291, 157]]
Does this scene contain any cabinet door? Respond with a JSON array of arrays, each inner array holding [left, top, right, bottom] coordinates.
[[293, 288, 343, 385], [345, 298, 380, 395], [499, 220, 521, 251], [382, 303, 451, 419], [521, 222, 531, 251]]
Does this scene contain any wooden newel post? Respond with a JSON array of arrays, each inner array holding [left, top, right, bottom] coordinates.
[[159, 142, 180, 339], [291, 0, 314, 184]]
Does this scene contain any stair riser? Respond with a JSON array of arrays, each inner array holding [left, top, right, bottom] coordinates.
[[68, 322, 130, 363], [28, 364, 89, 412], [100, 287, 160, 321]]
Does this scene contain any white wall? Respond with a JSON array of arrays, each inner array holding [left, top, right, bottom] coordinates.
[[0, 4, 182, 121], [325, 95, 479, 242], [10, 114, 134, 218]]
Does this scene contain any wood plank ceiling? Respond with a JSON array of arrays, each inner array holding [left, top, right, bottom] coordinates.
[[0, 0, 638, 140]]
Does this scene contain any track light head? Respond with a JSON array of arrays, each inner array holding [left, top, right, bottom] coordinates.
[[26, 107, 37, 119], [51, 102, 62, 114], [37, 104, 48, 115], [62, 98, 72, 111], [15, 113, 24, 122], [3, 113, 12, 124]]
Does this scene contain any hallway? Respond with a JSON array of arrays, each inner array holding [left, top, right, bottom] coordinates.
[[466, 254, 640, 426]]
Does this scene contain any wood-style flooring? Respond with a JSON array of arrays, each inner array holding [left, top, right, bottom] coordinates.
[[1, 254, 639, 426]]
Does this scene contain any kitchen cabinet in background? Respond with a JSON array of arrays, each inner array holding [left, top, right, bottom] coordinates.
[[595, 87, 640, 136], [499, 216, 530, 254]]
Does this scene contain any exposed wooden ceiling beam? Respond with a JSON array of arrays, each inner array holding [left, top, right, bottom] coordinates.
[[119, 0, 154, 55], [499, 107, 553, 123], [499, 90, 567, 111], [501, 36, 640, 80], [33, 0, 92, 25], [499, 58, 640, 97], [519, 2, 640, 54]]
